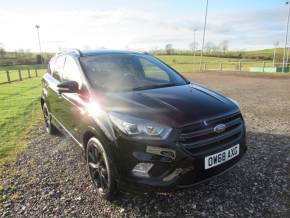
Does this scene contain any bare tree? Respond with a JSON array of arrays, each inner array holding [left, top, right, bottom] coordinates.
[[205, 42, 216, 53], [165, 44, 173, 55], [219, 40, 229, 53], [189, 42, 198, 53]]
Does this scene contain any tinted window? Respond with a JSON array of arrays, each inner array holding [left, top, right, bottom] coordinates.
[[47, 57, 54, 74], [80, 54, 187, 92]]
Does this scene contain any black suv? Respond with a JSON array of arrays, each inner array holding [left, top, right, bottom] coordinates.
[[41, 49, 246, 200]]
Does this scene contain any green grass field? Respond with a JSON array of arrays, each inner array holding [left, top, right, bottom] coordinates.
[[156, 55, 277, 73], [0, 70, 45, 164]]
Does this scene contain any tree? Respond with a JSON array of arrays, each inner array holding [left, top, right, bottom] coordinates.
[[219, 40, 229, 54], [165, 44, 173, 55], [189, 42, 198, 52], [273, 41, 279, 47], [0, 43, 5, 58], [36, 55, 44, 64], [0, 48, 5, 58], [205, 42, 216, 53]]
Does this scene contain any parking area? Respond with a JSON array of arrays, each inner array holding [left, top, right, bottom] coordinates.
[[1, 72, 290, 217]]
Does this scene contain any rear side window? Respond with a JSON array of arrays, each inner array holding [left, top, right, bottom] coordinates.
[[47, 61, 52, 74], [52, 56, 65, 81]]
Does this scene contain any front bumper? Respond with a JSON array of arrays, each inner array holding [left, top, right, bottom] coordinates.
[[113, 130, 247, 193]]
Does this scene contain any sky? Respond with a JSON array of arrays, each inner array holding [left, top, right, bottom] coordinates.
[[0, 0, 288, 52]]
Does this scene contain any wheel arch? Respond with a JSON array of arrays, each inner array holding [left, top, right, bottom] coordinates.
[[82, 125, 117, 162], [83, 130, 96, 151], [82, 126, 111, 149]]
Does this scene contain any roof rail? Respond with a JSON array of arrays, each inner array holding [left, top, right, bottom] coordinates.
[[56, 48, 82, 56]]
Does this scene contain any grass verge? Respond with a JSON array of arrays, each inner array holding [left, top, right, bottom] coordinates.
[[0, 71, 45, 169]]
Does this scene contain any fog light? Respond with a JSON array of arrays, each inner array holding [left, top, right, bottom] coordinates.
[[146, 146, 176, 159], [132, 163, 154, 178]]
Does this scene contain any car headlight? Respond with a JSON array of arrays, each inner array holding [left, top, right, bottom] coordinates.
[[109, 112, 172, 140]]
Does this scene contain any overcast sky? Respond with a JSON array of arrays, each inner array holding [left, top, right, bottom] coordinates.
[[0, 0, 288, 52]]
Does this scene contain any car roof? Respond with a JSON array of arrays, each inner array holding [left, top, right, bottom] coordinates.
[[81, 50, 146, 56], [56, 49, 148, 57]]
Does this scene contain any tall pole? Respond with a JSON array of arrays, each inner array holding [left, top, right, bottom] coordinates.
[[199, 0, 209, 72], [282, 2, 290, 72], [273, 41, 279, 67], [193, 29, 198, 72], [193, 29, 197, 57], [35, 25, 43, 64], [286, 47, 290, 67], [273, 47, 277, 67]]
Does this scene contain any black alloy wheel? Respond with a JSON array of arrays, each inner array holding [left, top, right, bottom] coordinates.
[[86, 137, 116, 200]]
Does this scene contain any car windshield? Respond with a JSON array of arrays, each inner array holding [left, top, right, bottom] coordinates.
[[80, 54, 188, 92]]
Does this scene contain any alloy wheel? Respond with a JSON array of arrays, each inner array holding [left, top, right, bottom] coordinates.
[[87, 143, 109, 194]]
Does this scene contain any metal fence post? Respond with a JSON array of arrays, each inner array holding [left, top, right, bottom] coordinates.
[[6, 70, 11, 83], [239, 61, 241, 71], [35, 68, 38, 77], [204, 62, 207, 71], [28, 69, 31, 78], [263, 61, 266, 72], [199, 62, 203, 72], [18, 69, 22, 81], [220, 63, 223, 71]]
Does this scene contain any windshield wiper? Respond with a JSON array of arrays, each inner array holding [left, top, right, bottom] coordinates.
[[132, 83, 177, 91]]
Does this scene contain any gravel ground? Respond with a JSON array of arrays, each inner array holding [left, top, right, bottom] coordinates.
[[1, 72, 290, 217]]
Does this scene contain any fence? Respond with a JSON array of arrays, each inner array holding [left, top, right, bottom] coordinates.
[[189, 61, 289, 73], [0, 67, 46, 84]]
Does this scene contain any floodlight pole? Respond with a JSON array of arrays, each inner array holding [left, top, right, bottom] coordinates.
[[193, 29, 197, 57], [282, 2, 290, 72], [199, 0, 209, 72], [35, 25, 43, 64], [273, 46, 277, 67], [286, 46, 290, 67]]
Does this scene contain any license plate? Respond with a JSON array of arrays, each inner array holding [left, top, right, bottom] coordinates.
[[205, 144, 240, 169]]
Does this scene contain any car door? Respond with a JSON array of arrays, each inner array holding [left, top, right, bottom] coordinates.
[[59, 56, 89, 141]]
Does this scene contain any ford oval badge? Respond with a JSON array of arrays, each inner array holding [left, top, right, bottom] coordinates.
[[214, 124, 226, 133]]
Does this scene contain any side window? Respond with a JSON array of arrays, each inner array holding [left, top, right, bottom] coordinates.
[[140, 58, 170, 82], [47, 57, 54, 74], [62, 56, 82, 86], [52, 56, 65, 81]]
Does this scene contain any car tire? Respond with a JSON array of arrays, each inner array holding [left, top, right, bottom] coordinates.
[[86, 137, 117, 200], [42, 103, 59, 135]]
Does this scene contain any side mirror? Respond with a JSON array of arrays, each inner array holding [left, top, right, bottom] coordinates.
[[57, 80, 79, 93]]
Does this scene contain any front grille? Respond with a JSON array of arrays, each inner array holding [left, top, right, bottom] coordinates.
[[178, 113, 243, 156]]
